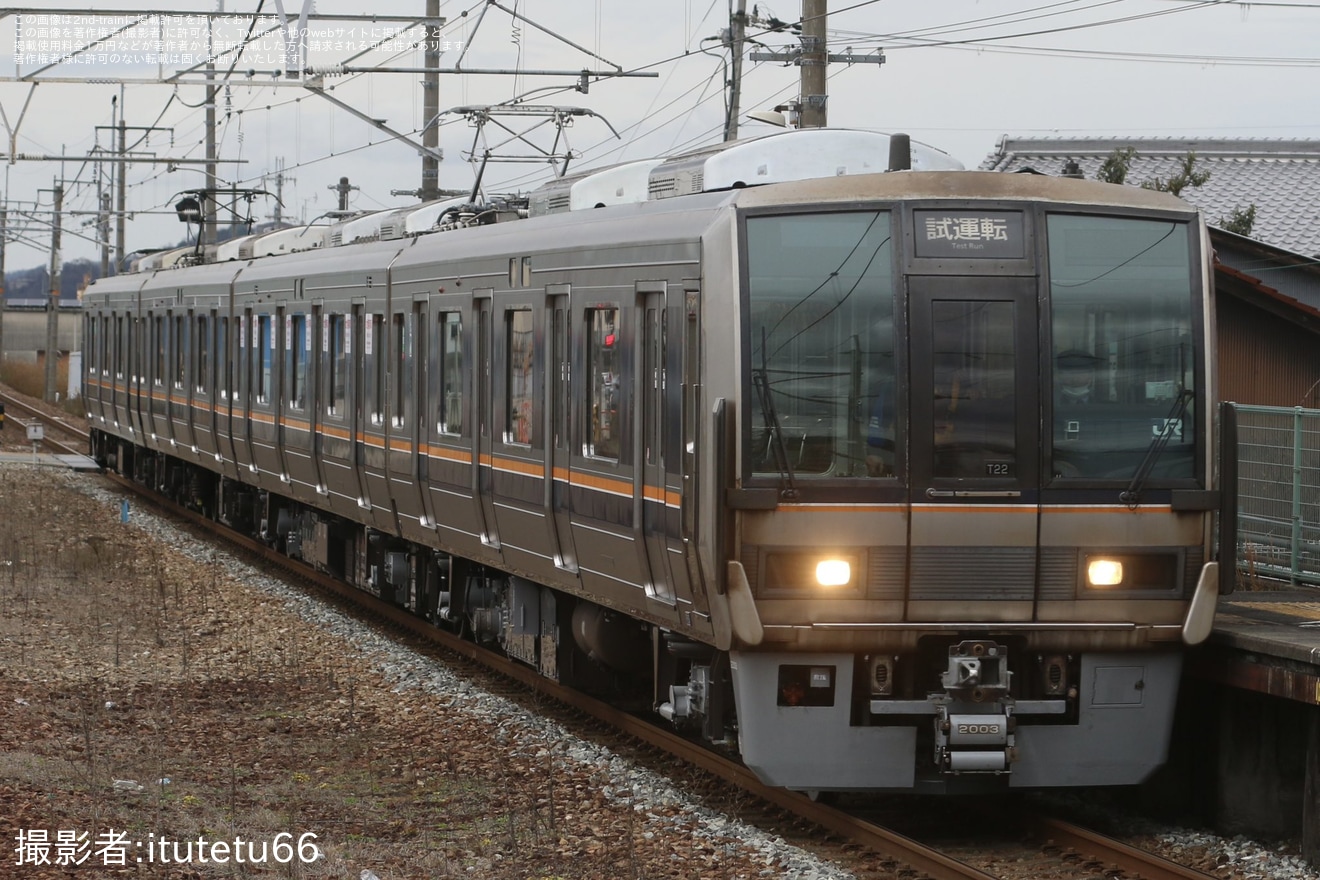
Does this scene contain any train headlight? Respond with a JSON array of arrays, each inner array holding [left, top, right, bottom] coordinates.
[[1083, 552, 1180, 592], [764, 552, 860, 592], [815, 559, 852, 587], [1087, 558, 1124, 588]]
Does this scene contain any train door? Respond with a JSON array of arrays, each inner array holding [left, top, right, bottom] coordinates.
[[234, 307, 253, 472], [169, 309, 187, 447], [545, 286, 577, 571], [133, 314, 149, 440], [193, 308, 213, 458], [216, 310, 239, 477], [280, 298, 317, 499], [174, 310, 194, 452], [348, 300, 368, 506], [637, 286, 676, 606], [906, 275, 1040, 622], [474, 292, 499, 548], [308, 301, 327, 494], [111, 312, 124, 430], [387, 298, 431, 541], [150, 310, 169, 443], [250, 307, 279, 479], [274, 306, 293, 482]]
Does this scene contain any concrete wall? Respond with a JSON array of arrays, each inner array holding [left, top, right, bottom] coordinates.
[[0, 309, 82, 359]]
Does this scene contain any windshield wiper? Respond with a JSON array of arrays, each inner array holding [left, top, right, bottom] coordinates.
[[752, 345, 798, 500], [1121, 388, 1194, 509]]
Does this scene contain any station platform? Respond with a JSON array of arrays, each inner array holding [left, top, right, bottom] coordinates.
[[1174, 588, 1320, 852], [0, 451, 101, 471], [1191, 588, 1320, 704]]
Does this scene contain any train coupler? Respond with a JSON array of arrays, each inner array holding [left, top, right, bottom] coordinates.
[[934, 705, 1017, 773], [934, 640, 1017, 773]]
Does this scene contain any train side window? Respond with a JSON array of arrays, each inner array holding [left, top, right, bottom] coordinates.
[[174, 314, 187, 390], [196, 314, 210, 394], [257, 314, 272, 404], [585, 307, 619, 460], [290, 312, 308, 411], [505, 309, 533, 445], [328, 314, 347, 416], [140, 317, 149, 385], [242, 312, 254, 403], [85, 315, 96, 377], [99, 315, 109, 375], [392, 312, 407, 428], [153, 316, 165, 386], [217, 317, 229, 399], [115, 315, 125, 380], [369, 312, 384, 424], [437, 312, 463, 435]]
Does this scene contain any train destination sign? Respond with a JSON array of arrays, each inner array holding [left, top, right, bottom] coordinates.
[[913, 210, 1024, 259]]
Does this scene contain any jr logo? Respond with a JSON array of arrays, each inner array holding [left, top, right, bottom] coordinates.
[[1152, 419, 1183, 440]]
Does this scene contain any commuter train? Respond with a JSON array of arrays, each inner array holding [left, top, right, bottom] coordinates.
[[82, 128, 1229, 794]]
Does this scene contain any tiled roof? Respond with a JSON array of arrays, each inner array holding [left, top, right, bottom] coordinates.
[[980, 137, 1320, 257]]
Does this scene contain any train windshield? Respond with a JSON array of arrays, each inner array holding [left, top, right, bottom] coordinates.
[[745, 211, 897, 479], [1046, 214, 1197, 482]]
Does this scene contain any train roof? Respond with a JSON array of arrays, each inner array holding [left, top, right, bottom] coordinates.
[[732, 168, 1200, 215], [85, 129, 1202, 299]]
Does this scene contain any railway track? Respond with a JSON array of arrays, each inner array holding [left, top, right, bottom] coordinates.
[[0, 388, 89, 456], [0, 384, 1223, 880]]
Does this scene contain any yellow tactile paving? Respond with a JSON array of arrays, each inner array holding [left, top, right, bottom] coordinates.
[[1227, 601, 1320, 621]]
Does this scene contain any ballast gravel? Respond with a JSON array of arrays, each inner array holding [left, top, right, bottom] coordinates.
[[45, 465, 857, 880]]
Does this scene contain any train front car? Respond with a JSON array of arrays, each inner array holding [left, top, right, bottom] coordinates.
[[713, 172, 1220, 794]]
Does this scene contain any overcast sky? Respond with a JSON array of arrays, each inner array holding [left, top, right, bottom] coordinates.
[[1, 0, 1317, 273]]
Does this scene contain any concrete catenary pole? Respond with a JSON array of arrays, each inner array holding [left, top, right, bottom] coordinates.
[[724, 0, 748, 142], [45, 183, 62, 402], [115, 114, 126, 272], [421, 0, 441, 201], [799, 0, 827, 128]]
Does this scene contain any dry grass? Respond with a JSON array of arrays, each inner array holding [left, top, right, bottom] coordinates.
[[0, 466, 786, 880], [0, 358, 83, 416]]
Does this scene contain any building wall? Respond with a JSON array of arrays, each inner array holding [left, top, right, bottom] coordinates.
[[0, 309, 82, 359], [1217, 291, 1320, 409]]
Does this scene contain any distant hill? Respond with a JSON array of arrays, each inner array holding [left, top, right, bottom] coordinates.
[[2, 258, 101, 303], [2, 223, 280, 303]]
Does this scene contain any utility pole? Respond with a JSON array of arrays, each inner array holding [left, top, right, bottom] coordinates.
[[330, 176, 358, 213], [204, 58, 218, 252], [269, 158, 287, 226], [99, 190, 111, 278], [724, 0, 748, 141], [749, 0, 884, 128], [45, 183, 62, 403], [115, 114, 126, 272], [799, 0, 827, 128], [99, 108, 177, 274], [421, 0, 441, 201]]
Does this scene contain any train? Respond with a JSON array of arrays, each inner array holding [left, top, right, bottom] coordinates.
[[81, 127, 1230, 794]]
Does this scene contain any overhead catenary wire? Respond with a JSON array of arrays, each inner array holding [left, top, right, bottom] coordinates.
[[6, 0, 1319, 266]]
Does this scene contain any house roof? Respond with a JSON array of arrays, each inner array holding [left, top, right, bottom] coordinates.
[[980, 137, 1320, 257]]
